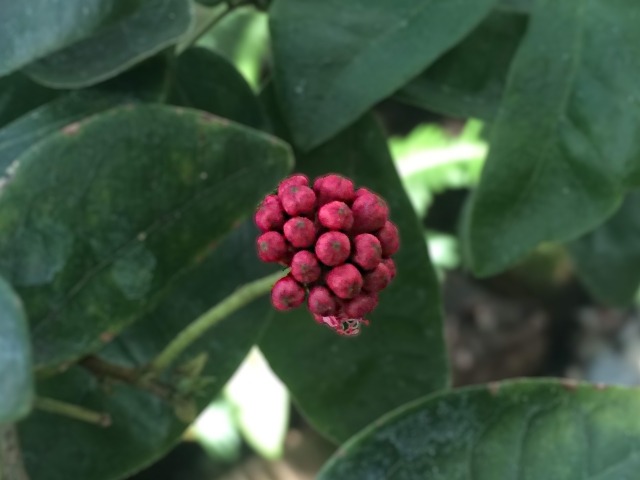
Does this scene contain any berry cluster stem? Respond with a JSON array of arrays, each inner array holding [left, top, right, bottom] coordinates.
[[148, 269, 287, 374]]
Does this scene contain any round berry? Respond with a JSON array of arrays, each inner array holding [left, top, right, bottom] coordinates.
[[283, 217, 316, 248], [291, 250, 321, 284], [271, 275, 305, 311], [326, 264, 363, 299], [315, 231, 351, 266], [376, 221, 400, 257], [363, 263, 391, 292], [351, 192, 389, 233], [254, 195, 285, 232], [318, 201, 354, 231], [352, 233, 382, 270], [279, 185, 316, 217], [355, 187, 372, 198], [344, 293, 378, 318], [307, 286, 338, 316], [382, 258, 396, 280], [314, 174, 355, 205], [277, 174, 309, 197], [256, 231, 288, 263]]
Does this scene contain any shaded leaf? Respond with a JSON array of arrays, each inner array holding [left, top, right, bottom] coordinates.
[[169, 47, 265, 129], [396, 11, 527, 120], [320, 379, 640, 480], [259, 104, 448, 442], [270, 0, 497, 149], [0, 0, 129, 76], [0, 104, 292, 369], [23, 0, 192, 88], [569, 191, 640, 305], [497, 0, 532, 13], [19, 222, 279, 480], [0, 74, 58, 129], [466, 0, 640, 276], [0, 276, 32, 424]]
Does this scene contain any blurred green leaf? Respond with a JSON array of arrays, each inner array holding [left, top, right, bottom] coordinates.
[[19, 221, 280, 480], [466, 0, 640, 276], [0, 74, 58, 128], [270, 0, 496, 149], [397, 12, 527, 120], [196, 8, 269, 89], [225, 348, 289, 459], [0, 0, 130, 76], [259, 98, 448, 442], [569, 191, 640, 306], [0, 276, 32, 424], [0, 104, 292, 369], [169, 47, 265, 129], [23, 0, 192, 88], [390, 120, 486, 217], [319, 379, 640, 480]]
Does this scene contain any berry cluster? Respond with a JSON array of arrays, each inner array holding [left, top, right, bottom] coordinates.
[[255, 174, 399, 336]]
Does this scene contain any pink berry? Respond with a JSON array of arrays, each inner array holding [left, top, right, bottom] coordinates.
[[307, 286, 338, 316], [314, 174, 355, 206], [352, 233, 382, 270], [382, 258, 396, 280], [315, 231, 351, 266], [351, 192, 389, 233], [363, 263, 391, 292], [254, 195, 285, 232], [376, 221, 400, 257], [326, 264, 363, 299], [318, 201, 354, 231], [256, 231, 288, 263], [355, 187, 372, 198], [283, 217, 316, 248], [277, 174, 309, 197], [344, 293, 378, 318], [291, 250, 321, 284], [279, 184, 316, 216], [271, 275, 305, 311]]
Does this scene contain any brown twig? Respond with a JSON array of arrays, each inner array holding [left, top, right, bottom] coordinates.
[[0, 426, 30, 480], [80, 356, 173, 400]]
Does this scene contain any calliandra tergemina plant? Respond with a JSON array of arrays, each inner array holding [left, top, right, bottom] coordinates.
[[255, 174, 399, 336]]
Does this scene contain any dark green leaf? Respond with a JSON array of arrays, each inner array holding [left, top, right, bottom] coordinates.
[[0, 90, 130, 174], [19, 221, 277, 480], [270, 0, 497, 149], [466, 0, 640, 276], [0, 74, 58, 128], [260, 109, 448, 443], [23, 0, 192, 88], [169, 47, 265, 129], [396, 12, 527, 120], [0, 104, 292, 369], [497, 0, 532, 13], [0, 0, 130, 76], [569, 191, 640, 306], [320, 379, 640, 480], [0, 276, 32, 423], [195, 0, 226, 6]]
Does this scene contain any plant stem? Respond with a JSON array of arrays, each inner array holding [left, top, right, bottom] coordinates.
[[80, 356, 173, 400], [34, 397, 111, 428], [148, 270, 285, 374], [0, 426, 29, 480]]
